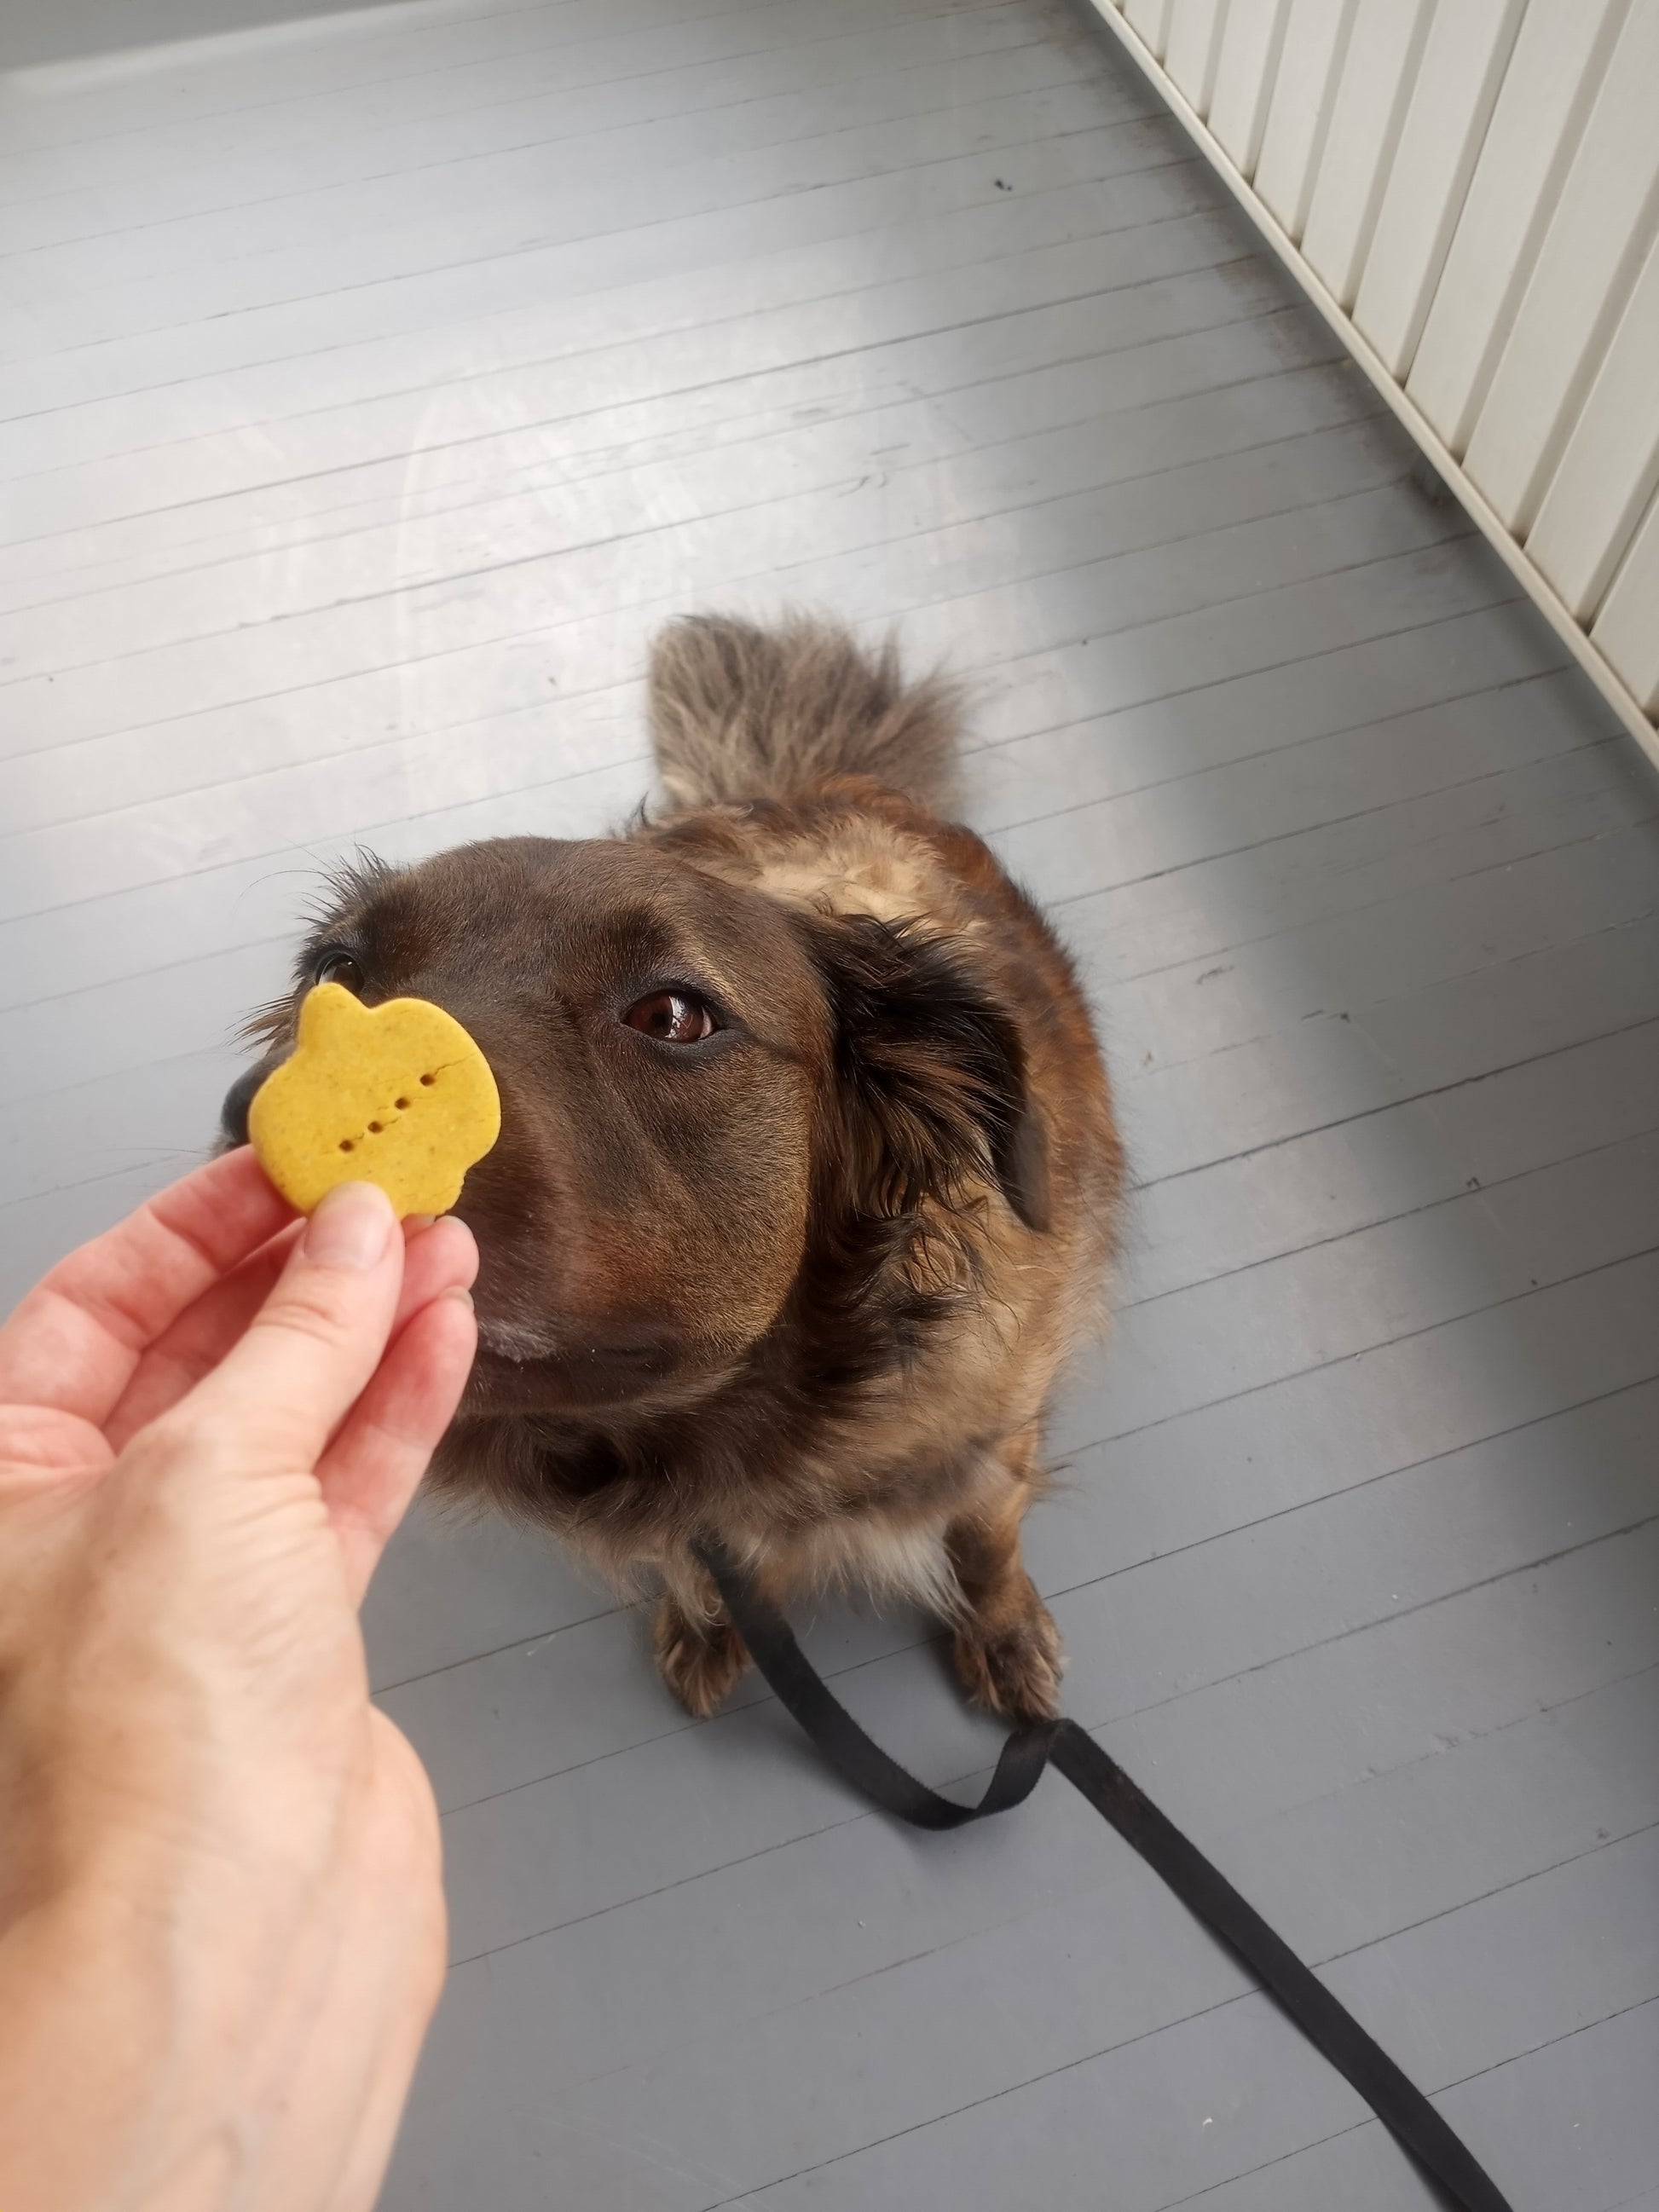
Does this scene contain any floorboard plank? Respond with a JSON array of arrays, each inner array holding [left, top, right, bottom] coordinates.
[[0, 6, 1072, 251], [0, 164, 1218, 482], [0, 287, 1339, 681], [0, 107, 1210, 418]]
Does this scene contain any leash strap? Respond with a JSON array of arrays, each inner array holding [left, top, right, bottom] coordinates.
[[697, 1540, 1513, 2212]]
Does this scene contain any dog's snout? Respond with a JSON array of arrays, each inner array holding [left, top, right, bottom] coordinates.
[[220, 1061, 269, 1147]]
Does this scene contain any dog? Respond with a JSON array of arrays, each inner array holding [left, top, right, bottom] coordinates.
[[223, 616, 1123, 1720]]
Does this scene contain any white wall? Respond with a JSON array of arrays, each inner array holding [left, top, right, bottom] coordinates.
[[1086, 0, 1659, 768]]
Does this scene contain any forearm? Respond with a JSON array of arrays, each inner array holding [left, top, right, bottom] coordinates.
[[0, 1755, 441, 2212]]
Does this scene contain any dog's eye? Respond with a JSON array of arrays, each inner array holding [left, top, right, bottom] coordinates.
[[623, 990, 717, 1043], [313, 950, 364, 992]]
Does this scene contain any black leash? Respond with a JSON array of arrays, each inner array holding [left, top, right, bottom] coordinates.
[[697, 1540, 1513, 2212]]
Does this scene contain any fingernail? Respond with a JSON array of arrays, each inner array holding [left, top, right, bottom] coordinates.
[[404, 1213, 436, 1233], [302, 1181, 396, 1270], [444, 1285, 474, 1310]]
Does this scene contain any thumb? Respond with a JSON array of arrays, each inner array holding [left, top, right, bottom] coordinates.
[[178, 1181, 404, 1473]]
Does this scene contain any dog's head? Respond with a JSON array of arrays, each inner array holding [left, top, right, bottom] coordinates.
[[223, 835, 1048, 1418]]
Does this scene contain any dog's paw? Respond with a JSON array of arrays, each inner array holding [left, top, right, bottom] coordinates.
[[952, 1598, 1065, 1722], [653, 1597, 749, 1718]]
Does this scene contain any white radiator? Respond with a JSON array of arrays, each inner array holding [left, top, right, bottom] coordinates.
[[1087, 0, 1659, 769]]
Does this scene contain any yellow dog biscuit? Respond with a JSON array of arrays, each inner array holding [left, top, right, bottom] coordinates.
[[248, 983, 500, 1218]]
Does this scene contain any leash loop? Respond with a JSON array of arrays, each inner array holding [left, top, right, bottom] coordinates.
[[696, 1539, 1514, 2212]]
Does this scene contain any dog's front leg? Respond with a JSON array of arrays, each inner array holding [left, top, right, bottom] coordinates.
[[945, 1429, 1064, 1721], [653, 1554, 751, 1718]]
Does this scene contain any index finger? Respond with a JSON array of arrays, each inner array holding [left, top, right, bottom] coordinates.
[[0, 1147, 294, 1427]]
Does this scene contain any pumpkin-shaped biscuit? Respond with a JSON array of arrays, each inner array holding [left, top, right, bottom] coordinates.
[[248, 983, 500, 1218]]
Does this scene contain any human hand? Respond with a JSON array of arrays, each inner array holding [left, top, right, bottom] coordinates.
[[0, 1150, 478, 2212]]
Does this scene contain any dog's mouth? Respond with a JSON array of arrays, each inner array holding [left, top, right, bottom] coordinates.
[[463, 1304, 691, 1414]]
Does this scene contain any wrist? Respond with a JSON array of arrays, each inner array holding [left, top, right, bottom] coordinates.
[[0, 1881, 228, 2212], [0, 1840, 322, 2212]]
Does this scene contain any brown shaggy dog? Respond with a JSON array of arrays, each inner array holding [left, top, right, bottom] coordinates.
[[223, 617, 1123, 1720]]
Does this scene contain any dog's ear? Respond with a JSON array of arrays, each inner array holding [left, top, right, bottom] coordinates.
[[800, 912, 1050, 1232]]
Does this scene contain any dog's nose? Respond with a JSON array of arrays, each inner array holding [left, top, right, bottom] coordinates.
[[220, 1061, 269, 1147]]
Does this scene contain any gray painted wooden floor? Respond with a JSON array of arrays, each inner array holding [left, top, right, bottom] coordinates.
[[3, 2, 1657, 2205]]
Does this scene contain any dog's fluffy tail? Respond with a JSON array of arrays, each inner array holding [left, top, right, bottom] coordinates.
[[648, 613, 960, 817]]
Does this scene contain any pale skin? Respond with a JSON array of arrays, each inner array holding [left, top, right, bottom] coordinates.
[[0, 1152, 479, 2212]]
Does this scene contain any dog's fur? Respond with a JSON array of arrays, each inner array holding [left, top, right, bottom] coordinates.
[[225, 616, 1123, 1719]]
